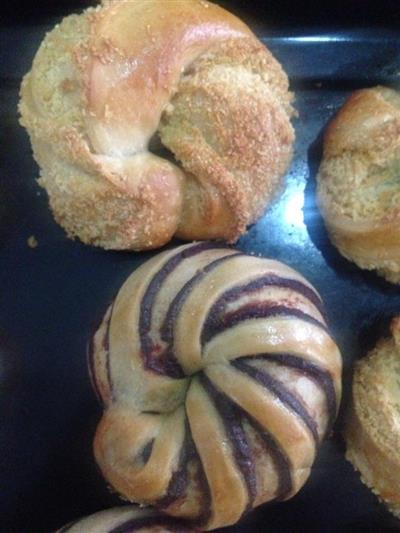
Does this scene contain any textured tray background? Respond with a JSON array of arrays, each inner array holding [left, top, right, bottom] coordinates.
[[1, 2, 400, 532]]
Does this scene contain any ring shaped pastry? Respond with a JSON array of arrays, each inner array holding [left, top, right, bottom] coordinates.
[[19, 0, 295, 250], [345, 317, 400, 519], [317, 86, 400, 283], [56, 506, 200, 532], [90, 242, 342, 530]]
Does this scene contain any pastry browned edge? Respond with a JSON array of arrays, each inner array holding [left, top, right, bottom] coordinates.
[[89, 242, 342, 530], [316, 86, 400, 283], [345, 317, 400, 519], [19, 0, 295, 251], [56, 506, 200, 532]]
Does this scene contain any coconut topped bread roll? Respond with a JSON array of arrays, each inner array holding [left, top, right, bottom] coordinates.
[[19, 0, 295, 250], [345, 316, 400, 519], [89, 242, 342, 530], [56, 505, 200, 532], [317, 86, 400, 282]]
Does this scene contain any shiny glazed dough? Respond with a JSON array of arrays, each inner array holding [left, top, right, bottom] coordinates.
[[19, 0, 295, 250], [90, 242, 342, 530]]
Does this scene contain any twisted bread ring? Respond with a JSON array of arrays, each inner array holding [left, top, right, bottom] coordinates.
[[317, 86, 400, 282], [56, 505, 199, 532], [90, 243, 342, 530], [19, 0, 295, 250]]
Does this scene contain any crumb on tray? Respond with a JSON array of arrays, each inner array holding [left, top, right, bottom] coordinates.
[[27, 235, 38, 248]]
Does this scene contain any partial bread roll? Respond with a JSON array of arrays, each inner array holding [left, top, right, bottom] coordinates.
[[19, 0, 295, 250], [89, 242, 342, 530], [316, 86, 400, 282], [345, 317, 400, 519], [56, 506, 199, 532]]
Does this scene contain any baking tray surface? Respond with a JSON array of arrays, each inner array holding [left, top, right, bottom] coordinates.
[[1, 16, 400, 533]]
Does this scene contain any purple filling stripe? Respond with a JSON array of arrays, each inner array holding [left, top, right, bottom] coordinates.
[[240, 353, 337, 436], [244, 413, 293, 501], [196, 384, 292, 501], [140, 242, 231, 335], [232, 359, 320, 446], [215, 274, 324, 316], [156, 422, 190, 510], [200, 273, 326, 348], [139, 242, 232, 378], [200, 375, 257, 512], [160, 252, 243, 344], [202, 304, 328, 347], [141, 346, 185, 379], [156, 424, 212, 528], [190, 438, 213, 528]]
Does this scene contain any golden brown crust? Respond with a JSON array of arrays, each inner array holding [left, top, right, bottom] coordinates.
[[316, 86, 400, 282], [91, 243, 342, 530], [19, 0, 295, 250], [344, 317, 400, 518]]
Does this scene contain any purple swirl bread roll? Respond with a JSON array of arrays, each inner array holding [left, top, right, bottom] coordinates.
[[56, 506, 199, 532], [89, 242, 342, 530]]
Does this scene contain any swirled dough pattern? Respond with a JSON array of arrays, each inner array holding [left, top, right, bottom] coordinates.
[[19, 0, 295, 250], [317, 86, 400, 282], [89, 242, 342, 530]]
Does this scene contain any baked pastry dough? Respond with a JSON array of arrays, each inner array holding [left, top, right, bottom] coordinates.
[[345, 317, 400, 519], [89, 242, 342, 530], [19, 0, 295, 250], [316, 86, 400, 282], [56, 506, 199, 532]]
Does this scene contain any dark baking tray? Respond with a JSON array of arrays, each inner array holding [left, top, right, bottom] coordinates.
[[2, 2, 400, 532]]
